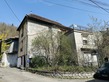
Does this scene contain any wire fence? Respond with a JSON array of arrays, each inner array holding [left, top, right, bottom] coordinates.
[[26, 65, 97, 79]]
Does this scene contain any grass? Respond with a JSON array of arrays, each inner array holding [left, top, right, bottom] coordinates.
[[27, 66, 98, 73]]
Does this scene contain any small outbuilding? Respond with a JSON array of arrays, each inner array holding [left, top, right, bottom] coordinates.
[[1, 37, 19, 67]]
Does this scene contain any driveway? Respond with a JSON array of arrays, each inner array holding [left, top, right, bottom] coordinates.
[[0, 67, 108, 82]]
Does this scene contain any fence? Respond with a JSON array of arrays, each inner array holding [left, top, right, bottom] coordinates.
[[26, 66, 97, 79]]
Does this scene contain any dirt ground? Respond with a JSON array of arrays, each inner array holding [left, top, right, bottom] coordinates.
[[0, 67, 108, 82]]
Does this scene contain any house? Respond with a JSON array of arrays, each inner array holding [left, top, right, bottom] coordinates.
[[1, 37, 19, 67], [17, 14, 71, 68], [68, 24, 98, 66]]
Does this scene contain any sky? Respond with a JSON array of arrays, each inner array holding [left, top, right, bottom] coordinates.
[[0, 0, 109, 28]]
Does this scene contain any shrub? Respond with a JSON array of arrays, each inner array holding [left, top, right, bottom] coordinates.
[[84, 66, 98, 72], [30, 56, 47, 68]]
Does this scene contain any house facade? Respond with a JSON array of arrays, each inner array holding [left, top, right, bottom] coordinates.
[[17, 14, 71, 68], [68, 24, 98, 66], [1, 37, 19, 67]]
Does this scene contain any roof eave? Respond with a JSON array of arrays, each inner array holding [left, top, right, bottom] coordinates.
[[17, 14, 72, 31], [17, 15, 28, 31]]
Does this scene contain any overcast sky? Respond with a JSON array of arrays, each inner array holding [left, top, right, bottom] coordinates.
[[0, 0, 109, 27]]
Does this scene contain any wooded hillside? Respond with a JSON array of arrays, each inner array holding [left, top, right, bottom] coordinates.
[[0, 23, 18, 38], [0, 23, 18, 60]]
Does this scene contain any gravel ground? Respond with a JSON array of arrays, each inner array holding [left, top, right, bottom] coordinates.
[[0, 67, 108, 82]]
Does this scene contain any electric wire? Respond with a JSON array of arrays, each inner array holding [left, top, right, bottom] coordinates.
[[43, 0, 108, 15], [3, 0, 20, 22], [89, 0, 109, 14]]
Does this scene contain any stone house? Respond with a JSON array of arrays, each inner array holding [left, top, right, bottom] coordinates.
[[17, 14, 71, 68], [68, 24, 98, 66]]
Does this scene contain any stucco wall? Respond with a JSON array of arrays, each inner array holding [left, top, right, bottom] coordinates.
[[74, 31, 83, 64], [67, 32, 78, 64], [1, 52, 17, 67], [18, 19, 65, 67], [27, 20, 61, 58], [7, 54, 17, 67], [73, 30, 98, 66], [27, 21, 49, 58], [18, 22, 27, 57], [74, 31, 83, 51]]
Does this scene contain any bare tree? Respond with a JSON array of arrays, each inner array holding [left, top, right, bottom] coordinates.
[[0, 23, 18, 38], [88, 17, 109, 65], [31, 29, 74, 66]]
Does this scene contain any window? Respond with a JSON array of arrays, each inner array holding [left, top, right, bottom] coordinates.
[[21, 27, 24, 37], [83, 52, 92, 66], [21, 33, 23, 37], [20, 48, 23, 52], [83, 40, 88, 45], [20, 40, 23, 52]]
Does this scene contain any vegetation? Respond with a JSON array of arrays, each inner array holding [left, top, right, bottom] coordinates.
[[30, 24, 98, 73], [0, 23, 18, 38], [30, 18, 109, 73], [27, 66, 97, 73], [31, 30, 76, 67], [30, 56, 47, 68], [0, 23, 18, 60], [88, 17, 109, 66]]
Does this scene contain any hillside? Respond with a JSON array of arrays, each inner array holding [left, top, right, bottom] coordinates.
[[0, 23, 18, 38]]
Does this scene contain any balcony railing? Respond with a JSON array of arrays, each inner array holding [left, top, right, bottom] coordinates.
[[81, 45, 97, 50]]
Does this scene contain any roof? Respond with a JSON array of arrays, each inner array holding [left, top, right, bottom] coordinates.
[[5, 36, 19, 42], [17, 14, 72, 31], [69, 24, 93, 34], [0, 36, 19, 46]]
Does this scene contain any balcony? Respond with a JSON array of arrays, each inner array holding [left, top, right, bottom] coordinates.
[[81, 45, 97, 51]]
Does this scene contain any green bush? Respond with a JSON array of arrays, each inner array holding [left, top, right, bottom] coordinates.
[[75, 66, 85, 73], [29, 61, 97, 73], [30, 56, 47, 68], [84, 66, 98, 72]]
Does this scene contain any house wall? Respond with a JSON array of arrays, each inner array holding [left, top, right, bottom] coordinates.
[[8, 42, 14, 53], [27, 20, 61, 57], [7, 54, 17, 67], [67, 31, 78, 65], [1, 38, 18, 67], [18, 21, 28, 67], [18, 22, 27, 57], [73, 30, 98, 66], [7, 40, 18, 67], [27, 20, 49, 58], [17, 57, 21, 67], [74, 31, 83, 64], [18, 20, 62, 67]]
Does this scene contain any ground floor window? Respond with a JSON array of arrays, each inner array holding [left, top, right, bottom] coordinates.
[[83, 52, 92, 66], [83, 52, 98, 66]]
